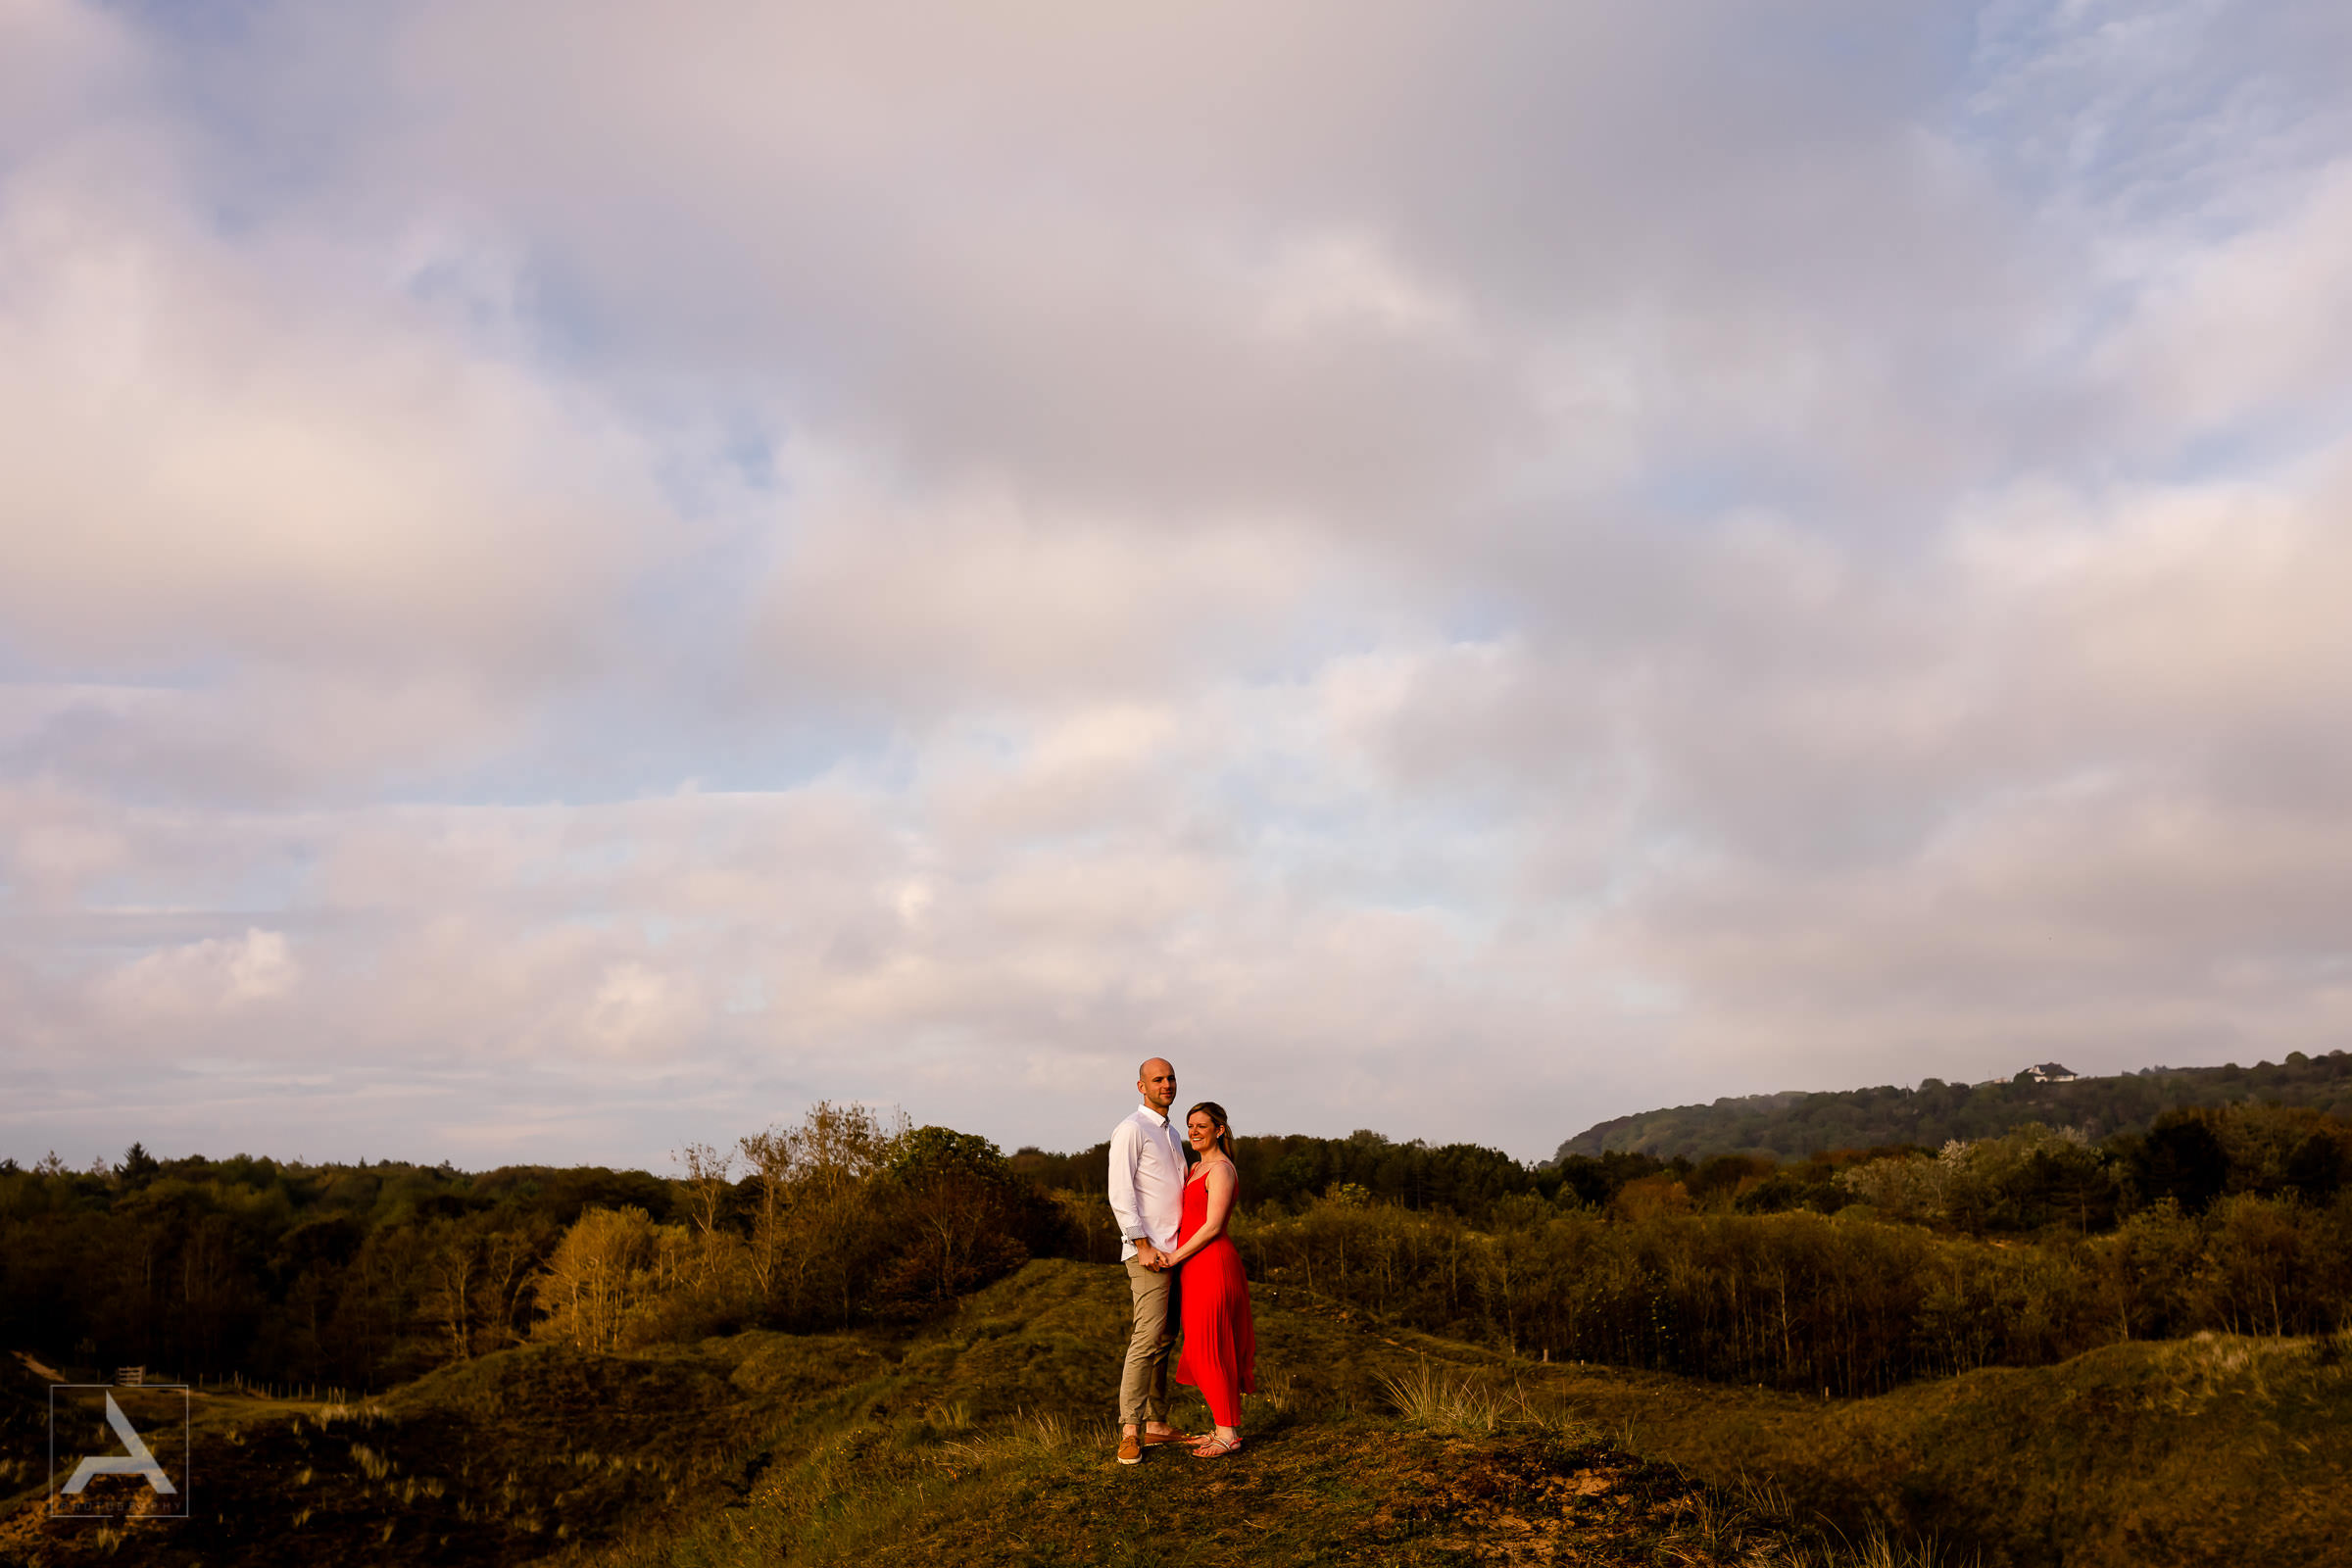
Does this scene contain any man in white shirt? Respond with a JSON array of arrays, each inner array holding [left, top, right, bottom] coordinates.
[[1108, 1056, 1189, 1463]]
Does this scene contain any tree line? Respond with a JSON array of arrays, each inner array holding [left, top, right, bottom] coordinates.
[[0, 1117, 1656, 1390], [1554, 1050, 2352, 1162], [9, 1094, 2348, 1402], [0, 1106, 1063, 1393], [1241, 1103, 2352, 1395]]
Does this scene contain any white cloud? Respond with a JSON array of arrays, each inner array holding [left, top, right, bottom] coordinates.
[[7, 1, 2352, 1167], [581, 961, 705, 1056], [0, 110, 691, 696], [1256, 229, 1471, 344], [103, 928, 300, 1016], [750, 462, 1332, 713]]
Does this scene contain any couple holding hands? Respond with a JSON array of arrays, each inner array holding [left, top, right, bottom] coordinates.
[[1107, 1057, 1257, 1463]]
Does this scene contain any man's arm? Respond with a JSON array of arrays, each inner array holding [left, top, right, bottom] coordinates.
[[1104, 1120, 1162, 1266]]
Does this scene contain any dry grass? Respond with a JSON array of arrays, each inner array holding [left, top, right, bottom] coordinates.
[[6, 1260, 2344, 1567], [1534, 1320, 2352, 1568], [575, 1266, 1965, 1568], [1379, 1358, 1507, 1433], [1378, 1358, 1605, 1446], [1658, 1470, 1972, 1568], [933, 1407, 1113, 1470]]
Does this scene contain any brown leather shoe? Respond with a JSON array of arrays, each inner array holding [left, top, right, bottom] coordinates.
[[1142, 1429, 1192, 1446], [1116, 1433, 1142, 1465]]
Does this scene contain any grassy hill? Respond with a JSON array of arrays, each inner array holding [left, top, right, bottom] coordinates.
[[1555, 1052, 2352, 1161], [8, 1259, 2349, 1565]]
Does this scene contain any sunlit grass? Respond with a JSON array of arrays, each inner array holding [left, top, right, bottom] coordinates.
[[1378, 1358, 1505, 1433], [7, 1259, 2343, 1567]]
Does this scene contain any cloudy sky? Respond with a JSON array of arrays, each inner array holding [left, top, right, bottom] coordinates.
[[6, 0, 2352, 1171]]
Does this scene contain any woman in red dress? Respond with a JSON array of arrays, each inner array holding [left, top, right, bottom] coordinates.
[[1165, 1100, 1256, 1458]]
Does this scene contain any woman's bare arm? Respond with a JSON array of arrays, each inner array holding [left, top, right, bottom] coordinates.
[[1166, 1163, 1238, 1266]]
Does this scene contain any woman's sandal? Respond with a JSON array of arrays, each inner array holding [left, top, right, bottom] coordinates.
[[1191, 1436, 1242, 1458]]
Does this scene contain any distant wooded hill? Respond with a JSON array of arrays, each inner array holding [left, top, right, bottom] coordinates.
[[1554, 1051, 2352, 1162]]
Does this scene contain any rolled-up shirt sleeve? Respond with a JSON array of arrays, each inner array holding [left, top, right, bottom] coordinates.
[[1105, 1118, 1149, 1242]]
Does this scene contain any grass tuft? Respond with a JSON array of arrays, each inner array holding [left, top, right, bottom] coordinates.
[[1378, 1358, 1505, 1433]]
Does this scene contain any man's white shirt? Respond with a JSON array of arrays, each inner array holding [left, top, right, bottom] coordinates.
[[1106, 1104, 1186, 1259]]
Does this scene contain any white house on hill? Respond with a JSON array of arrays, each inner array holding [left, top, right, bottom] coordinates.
[[2022, 1062, 2080, 1083]]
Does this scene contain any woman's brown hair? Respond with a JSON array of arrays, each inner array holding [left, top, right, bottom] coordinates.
[[1185, 1101, 1235, 1162]]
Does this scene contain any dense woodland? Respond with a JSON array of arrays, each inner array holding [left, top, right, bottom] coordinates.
[[0, 1106, 1066, 1394], [1555, 1051, 2352, 1161], [1245, 1103, 2352, 1395], [7, 1071, 2352, 1403]]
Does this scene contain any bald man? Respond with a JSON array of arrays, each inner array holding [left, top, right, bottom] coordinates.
[[1107, 1056, 1189, 1463]]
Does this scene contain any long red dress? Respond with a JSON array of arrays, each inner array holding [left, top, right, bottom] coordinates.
[[1172, 1167, 1256, 1427]]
